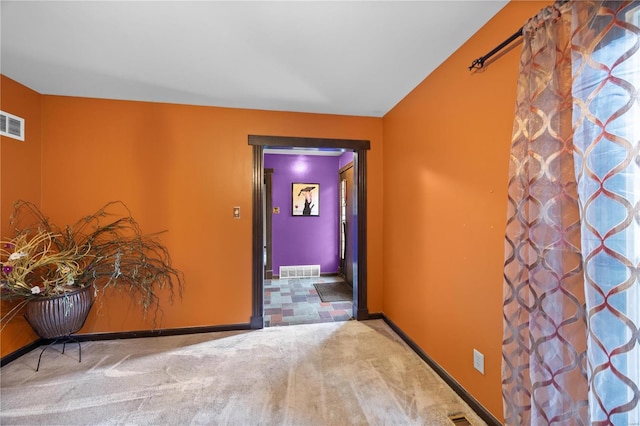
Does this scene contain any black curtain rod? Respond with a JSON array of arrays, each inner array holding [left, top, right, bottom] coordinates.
[[468, 27, 523, 70], [468, 0, 569, 71]]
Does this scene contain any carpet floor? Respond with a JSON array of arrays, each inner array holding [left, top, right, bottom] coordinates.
[[0, 320, 487, 425]]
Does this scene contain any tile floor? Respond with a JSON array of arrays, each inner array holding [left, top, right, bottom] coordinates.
[[263, 276, 353, 326]]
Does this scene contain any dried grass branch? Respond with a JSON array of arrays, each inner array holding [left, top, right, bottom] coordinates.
[[1, 200, 184, 326]]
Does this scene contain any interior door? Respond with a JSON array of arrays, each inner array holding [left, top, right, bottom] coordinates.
[[264, 168, 273, 279], [339, 163, 354, 285]]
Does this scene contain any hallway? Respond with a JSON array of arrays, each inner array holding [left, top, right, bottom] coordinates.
[[264, 276, 353, 327]]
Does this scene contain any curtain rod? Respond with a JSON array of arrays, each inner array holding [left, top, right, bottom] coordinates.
[[468, 0, 569, 71], [468, 27, 522, 70]]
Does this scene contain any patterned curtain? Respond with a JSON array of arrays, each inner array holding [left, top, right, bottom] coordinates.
[[572, 1, 640, 424], [503, 2, 589, 424], [503, 1, 639, 424]]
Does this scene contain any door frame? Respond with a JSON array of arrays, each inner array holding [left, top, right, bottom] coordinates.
[[248, 135, 370, 329]]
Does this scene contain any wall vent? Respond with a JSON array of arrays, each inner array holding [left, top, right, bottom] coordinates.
[[279, 264, 320, 279], [0, 110, 25, 141]]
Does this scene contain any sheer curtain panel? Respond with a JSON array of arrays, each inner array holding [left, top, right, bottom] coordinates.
[[572, 1, 640, 424], [503, 1, 639, 425]]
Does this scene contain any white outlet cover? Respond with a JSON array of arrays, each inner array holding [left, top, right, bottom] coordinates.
[[473, 349, 484, 375]]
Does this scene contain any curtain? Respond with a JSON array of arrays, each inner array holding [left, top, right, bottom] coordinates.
[[503, 1, 639, 424], [503, 2, 589, 424], [572, 1, 640, 424]]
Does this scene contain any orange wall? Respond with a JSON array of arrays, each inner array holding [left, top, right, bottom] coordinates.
[[382, 1, 548, 421], [0, 76, 42, 235], [0, 75, 43, 356], [33, 96, 384, 334], [0, 91, 383, 354]]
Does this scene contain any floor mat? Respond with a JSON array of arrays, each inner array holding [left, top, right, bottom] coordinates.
[[313, 281, 353, 302]]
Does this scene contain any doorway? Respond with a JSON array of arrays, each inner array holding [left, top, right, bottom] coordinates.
[[249, 135, 370, 329]]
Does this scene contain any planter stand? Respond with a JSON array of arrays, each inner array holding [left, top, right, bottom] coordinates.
[[35, 337, 82, 372]]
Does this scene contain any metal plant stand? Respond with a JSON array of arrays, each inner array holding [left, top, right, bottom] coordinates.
[[35, 337, 82, 371]]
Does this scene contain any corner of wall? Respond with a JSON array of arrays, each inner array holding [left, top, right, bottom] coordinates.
[[0, 74, 44, 357]]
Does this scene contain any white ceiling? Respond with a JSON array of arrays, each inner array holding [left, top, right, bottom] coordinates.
[[1, 1, 508, 117]]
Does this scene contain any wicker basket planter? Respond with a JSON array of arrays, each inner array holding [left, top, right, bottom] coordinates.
[[25, 285, 93, 339]]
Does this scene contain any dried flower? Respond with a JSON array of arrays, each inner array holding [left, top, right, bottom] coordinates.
[[1, 231, 85, 299], [8, 252, 27, 261]]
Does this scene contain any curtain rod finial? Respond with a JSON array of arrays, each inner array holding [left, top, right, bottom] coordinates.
[[469, 58, 485, 71]]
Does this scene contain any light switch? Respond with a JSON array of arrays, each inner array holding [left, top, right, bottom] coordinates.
[[233, 206, 240, 219]]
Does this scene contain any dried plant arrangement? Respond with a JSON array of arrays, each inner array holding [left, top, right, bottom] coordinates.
[[1, 200, 184, 329]]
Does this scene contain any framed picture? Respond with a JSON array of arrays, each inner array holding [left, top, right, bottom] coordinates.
[[292, 183, 320, 216]]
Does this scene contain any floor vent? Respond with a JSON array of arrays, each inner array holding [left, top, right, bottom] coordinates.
[[279, 264, 320, 279], [0, 110, 25, 141], [448, 414, 472, 425]]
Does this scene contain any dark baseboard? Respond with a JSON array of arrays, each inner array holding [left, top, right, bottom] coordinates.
[[381, 315, 501, 426], [1, 323, 252, 366], [68, 323, 252, 342], [0, 339, 44, 367], [366, 312, 384, 320]]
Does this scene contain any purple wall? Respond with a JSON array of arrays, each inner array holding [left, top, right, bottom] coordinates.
[[339, 151, 354, 169], [265, 154, 340, 274]]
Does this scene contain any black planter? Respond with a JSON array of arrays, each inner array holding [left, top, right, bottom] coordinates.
[[25, 285, 93, 339]]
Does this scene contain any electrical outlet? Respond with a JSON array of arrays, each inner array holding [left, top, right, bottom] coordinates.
[[473, 349, 484, 375]]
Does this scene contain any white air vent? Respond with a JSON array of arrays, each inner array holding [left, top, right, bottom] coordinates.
[[0, 111, 25, 141], [279, 264, 321, 279]]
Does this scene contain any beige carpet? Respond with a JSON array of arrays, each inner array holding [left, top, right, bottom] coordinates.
[[0, 320, 487, 425]]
